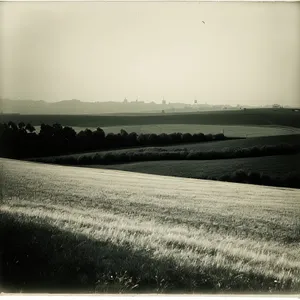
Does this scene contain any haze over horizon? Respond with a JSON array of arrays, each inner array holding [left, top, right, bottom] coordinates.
[[1, 2, 300, 107]]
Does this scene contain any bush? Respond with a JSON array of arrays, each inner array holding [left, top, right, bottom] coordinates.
[[77, 155, 94, 165], [158, 133, 171, 145], [192, 133, 205, 142], [283, 172, 300, 188], [213, 133, 225, 141], [247, 171, 261, 185], [182, 133, 193, 143], [260, 174, 272, 186], [204, 134, 213, 141], [231, 169, 248, 183]]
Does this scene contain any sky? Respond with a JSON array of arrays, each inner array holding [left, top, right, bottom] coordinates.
[[1, 1, 300, 106]]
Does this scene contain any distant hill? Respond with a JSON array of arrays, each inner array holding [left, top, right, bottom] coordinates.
[[0, 98, 252, 115]]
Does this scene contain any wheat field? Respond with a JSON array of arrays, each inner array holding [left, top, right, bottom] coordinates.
[[1, 158, 300, 293]]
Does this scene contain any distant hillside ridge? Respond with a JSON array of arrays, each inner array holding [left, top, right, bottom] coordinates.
[[1, 98, 264, 115]]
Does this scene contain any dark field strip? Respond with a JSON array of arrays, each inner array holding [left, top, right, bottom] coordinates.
[[1, 109, 300, 127], [156, 134, 300, 152], [90, 153, 300, 182], [43, 134, 300, 160]]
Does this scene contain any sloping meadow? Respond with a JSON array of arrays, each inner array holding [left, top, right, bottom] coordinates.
[[1, 158, 300, 293]]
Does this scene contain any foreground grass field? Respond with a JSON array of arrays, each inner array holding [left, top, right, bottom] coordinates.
[[86, 153, 300, 180], [33, 124, 300, 138], [1, 158, 300, 293]]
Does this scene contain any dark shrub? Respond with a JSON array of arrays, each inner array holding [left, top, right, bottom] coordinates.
[[120, 129, 128, 137], [264, 145, 277, 155], [186, 151, 204, 160], [169, 133, 182, 144], [249, 146, 260, 157], [60, 156, 78, 165], [101, 152, 116, 164], [241, 148, 251, 157], [182, 133, 193, 143], [111, 152, 126, 163], [220, 151, 232, 159], [186, 152, 196, 160], [148, 134, 159, 145], [277, 143, 291, 154], [131, 152, 144, 162], [77, 155, 93, 165], [232, 169, 247, 183], [234, 148, 244, 158], [284, 172, 300, 188], [204, 134, 213, 141], [162, 152, 181, 160], [213, 133, 225, 141], [25, 123, 36, 133], [92, 153, 102, 163], [179, 151, 188, 159], [127, 132, 138, 146], [193, 133, 205, 142], [247, 171, 261, 185], [260, 173, 272, 186], [137, 134, 149, 145], [158, 133, 171, 145]]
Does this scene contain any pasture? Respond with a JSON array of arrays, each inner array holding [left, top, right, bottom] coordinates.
[[1, 158, 300, 293], [37, 134, 300, 160], [2, 108, 300, 128], [90, 153, 300, 180]]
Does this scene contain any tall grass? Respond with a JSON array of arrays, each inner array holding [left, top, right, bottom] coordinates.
[[1, 158, 300, 293]]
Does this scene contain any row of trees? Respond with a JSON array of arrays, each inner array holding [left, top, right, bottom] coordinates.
[[0, 122, 227, 158]]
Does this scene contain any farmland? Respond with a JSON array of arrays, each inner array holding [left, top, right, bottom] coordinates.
[[41, 134, 300, 160], [90, 153, 300, 181], [33, 124, 300, 138], [1, 108, 300, 128], [1, 158, 300, 293], [29, 134, 300, 188]]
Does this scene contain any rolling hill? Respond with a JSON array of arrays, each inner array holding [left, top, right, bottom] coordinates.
[[1, 158, 300, 293], [1, 108, 300, 128], [34, 134, 300, 161], [86, 153, 300, 180]]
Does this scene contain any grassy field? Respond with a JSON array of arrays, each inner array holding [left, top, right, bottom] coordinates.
[[33, 124, 300, 138], [1, 108, 300, 128], [89, 153, 300, 180], [1, 158, 300, 293]]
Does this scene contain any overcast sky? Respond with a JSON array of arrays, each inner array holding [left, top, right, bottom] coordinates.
[[1, 2, 299, 106]]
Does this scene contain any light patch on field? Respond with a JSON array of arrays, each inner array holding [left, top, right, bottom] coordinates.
[[1, 158, 300, 292]]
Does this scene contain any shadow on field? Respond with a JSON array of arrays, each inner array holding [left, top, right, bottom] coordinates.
[[0, 212, 208, 294], [0, 212, 297, 294]]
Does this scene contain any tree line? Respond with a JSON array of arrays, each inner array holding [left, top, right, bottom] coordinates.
[[0, 122, 227, 158]]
